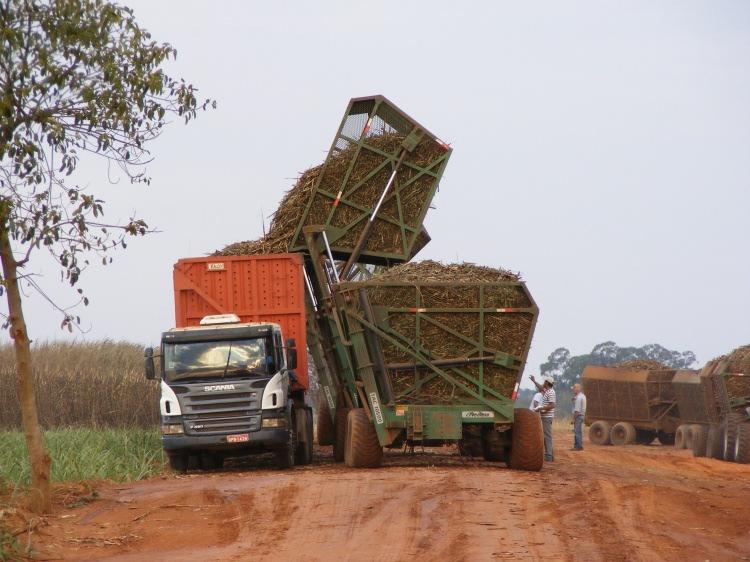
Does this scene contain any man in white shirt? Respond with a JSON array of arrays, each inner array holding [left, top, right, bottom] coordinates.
[[529, 391, 543, 411], [571, 383, 587, 451], [530, 375, 556, 462]]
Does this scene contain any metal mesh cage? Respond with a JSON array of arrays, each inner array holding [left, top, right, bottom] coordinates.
[[290, 95, 452, 264]]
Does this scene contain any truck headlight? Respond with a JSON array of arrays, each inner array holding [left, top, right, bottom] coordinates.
[[262, 418, 286, 428], [161, 424, 184, 435]]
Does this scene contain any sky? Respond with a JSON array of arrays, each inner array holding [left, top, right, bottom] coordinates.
[[3, 0, 749, 385]]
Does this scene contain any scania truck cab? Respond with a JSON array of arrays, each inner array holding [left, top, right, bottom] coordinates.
[[144, 314, 313, 472]]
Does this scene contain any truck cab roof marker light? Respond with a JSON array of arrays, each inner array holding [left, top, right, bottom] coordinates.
[[199, 314, 241, 326]]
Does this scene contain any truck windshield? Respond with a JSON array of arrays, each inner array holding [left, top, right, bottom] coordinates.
[[163, 338, 272, 382]]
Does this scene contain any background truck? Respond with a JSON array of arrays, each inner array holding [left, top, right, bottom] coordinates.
[[583, 365, 680, 446], [145, 254, 312, 471], [671, 369, 713, 455], [700, 354, 750, 463]]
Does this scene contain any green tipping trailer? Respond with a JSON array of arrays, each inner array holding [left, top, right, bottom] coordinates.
[[297, 95, 543, 470]]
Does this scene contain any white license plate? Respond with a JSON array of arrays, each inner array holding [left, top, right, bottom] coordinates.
[[227, 433, 249, 443]]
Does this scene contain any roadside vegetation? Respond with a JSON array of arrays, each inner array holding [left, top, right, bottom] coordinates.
[[0, 341, 157, 428], [0, 341, 163, 490]]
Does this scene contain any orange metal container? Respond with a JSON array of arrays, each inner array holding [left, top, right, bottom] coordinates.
[[173, 254, 308, 390]]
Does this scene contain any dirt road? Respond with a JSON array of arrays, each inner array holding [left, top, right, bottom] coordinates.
[[25, 431, 750, 561]]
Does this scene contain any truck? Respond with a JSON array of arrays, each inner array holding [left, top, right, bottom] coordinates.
[[144, 254, 312, 472], [671, 369, 714, 455], [582, 365, 680, 446], [154, 95, 544, 472], [700, 355, 750, 463]]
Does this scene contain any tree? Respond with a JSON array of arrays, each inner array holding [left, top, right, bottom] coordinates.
[[540, 341, 697, 390], [0, 0, 214, 512]]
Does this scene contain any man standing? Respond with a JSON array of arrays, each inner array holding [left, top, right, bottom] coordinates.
[[530, 375, 556, 462], [571, 383, 587, 451], [529, 389, 543, 411]]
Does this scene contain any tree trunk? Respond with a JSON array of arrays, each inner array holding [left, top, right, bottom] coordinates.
[[0, 224, 52, 513]]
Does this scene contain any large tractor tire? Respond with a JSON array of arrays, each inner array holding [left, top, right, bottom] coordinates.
[[635, 429, 656, 445], [295, 407, 313, 465], [674, 425, 688, 449], [657, 431, 675, 446], [333, 407, 350, 462], [508, 409, 543, 472], [723, 413, 744, 462], [706, 424, 724, 459], [344, 408, 383, 468], [589, 421, 611, 445], [691, 425, 709, 458], [316, 400, 335, 446], [610, 422, 636, 446], [734, 423, 750, 464]]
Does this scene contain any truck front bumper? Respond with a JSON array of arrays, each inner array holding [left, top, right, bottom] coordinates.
[[162, 428, 289, 452]]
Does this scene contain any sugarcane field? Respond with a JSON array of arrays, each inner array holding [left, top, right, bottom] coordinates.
[[1, 2, 749, 562]]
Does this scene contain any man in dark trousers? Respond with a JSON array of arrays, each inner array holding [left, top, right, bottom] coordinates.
[[530, 374, 556, 462]]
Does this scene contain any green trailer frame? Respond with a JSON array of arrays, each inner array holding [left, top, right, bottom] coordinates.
[[304, 227, 539, 449], [289, 95, 452, 266]]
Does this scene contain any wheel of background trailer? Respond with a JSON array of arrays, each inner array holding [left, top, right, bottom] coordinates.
[[657, 431, 675, 446], [674, 425, 688, 449], [723, 413, 744, 462], [316, 400, 335, 446], [508, 408, 543, 472], [275, 411, 297, 469], [684, 424, 703, 451], [635, 429, 656, 445], [482, 428, 506, 462], [610, 422, 636, 446], [691, 425, 709, 458], [706, 424, 724, 459], [200, 452, 223, 471], [294, 407, 313, 465], [589, 421, 611, 446], [734, 424, 750, 464], [333, 407, 350, 462], [344, 408, 383, 468], [167, 452, 188, 473]]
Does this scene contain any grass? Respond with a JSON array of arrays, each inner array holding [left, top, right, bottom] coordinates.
[[0, 428, 164, 486], [0, 341, 158, 428]]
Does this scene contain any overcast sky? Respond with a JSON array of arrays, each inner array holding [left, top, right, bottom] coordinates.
[[3, 1, 749, 384]]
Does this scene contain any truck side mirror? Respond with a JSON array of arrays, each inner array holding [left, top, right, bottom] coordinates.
[[144, 347, 156, 380], [286, 339, 297, 370]]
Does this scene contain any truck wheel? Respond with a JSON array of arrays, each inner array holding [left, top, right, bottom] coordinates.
[[674, 425, 688, 449], [723, 413, 744, 462], [657, 431, 675, 446], [294, 408, 313, 465], [635, 429, 656, 445], [706, 424, 724, 459], [167, 452, 188, 473], [610, 422, 636, 446], [684, 424, 703, 451], [691, 425, 708, 458], [275, 412, 297, 469], [735, 424, 750, 464], [344, 408, 383, 468], [316, 400, 335, 446], [589, 421, 611, 445], [508, 408, 543, 472], [200, 452, 223, 471], [482, 428, 506, 462], [333, 407, 350, 462]]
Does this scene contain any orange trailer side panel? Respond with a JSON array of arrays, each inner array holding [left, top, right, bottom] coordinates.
[[172, 254, 308, 390]]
